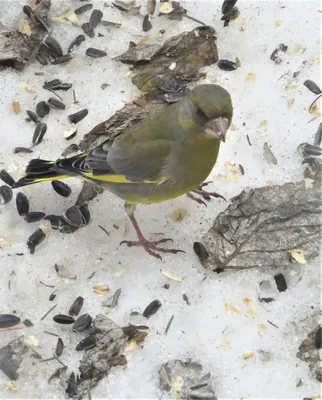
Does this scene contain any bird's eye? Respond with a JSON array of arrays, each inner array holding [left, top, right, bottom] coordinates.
[[196, 107, 208, 121]]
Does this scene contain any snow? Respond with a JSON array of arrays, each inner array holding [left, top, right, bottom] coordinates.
[[0, 0, 321, 398]]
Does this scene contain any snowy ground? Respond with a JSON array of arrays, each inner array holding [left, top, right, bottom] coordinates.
[[0, 0, 321, 398]]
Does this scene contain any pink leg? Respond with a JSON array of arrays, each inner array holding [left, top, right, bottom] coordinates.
[[187, 181, 226, 206]]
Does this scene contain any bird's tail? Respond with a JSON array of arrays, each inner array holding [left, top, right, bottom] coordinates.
[[12, 153, 88, 189]]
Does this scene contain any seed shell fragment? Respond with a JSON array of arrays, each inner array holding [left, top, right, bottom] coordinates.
[[53, 314, 75, 325], [63, 205, 84, 227], [263, 142, 278, 165], [142, 300, 162, 318], [44, 36, 63, 58], [0, 185, 13, 204], [51, 54, 73, 65], [36, 101, 50, 118], [26, 110, 40, 123], [304, 80, 322, 95], [66, 372, 77, 398], [89, 9, 103, 30], [32, 123, 47, 145], [142, 14, 152, 32], [316, 327, 322, 349], [52, 181, 72, 197], [76, 335, 96, 351], [0, 314, 21, 329], [69, 296, 84, 316], [102, 288, 121, 308], [68, 109, 88, 124], [47, 97, 66, 110], [86, 48, 107, 58], [193, 242, 209, 261], [75, 4, 93, 15], [14, 147, 33, 154], [218, 59, 238, 71], [274, 273, 287, 292], [0, 170, 15, 187], [27, 228, 46, 254], [24, 211, 46, 223], [16, 192, 30, 215], [314, 123, 322, 146], [73, 313, 92, 332], [55, 338, 64, 357]]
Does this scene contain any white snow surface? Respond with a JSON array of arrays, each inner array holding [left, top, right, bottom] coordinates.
[[0, 0, 321, 399]]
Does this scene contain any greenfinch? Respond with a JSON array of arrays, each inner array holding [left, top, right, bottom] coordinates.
[[13, 84, 233, 259]]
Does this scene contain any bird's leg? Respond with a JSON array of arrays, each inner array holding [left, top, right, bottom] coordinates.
[[120, 203, 185, 260], [187, 181, 226, 206]]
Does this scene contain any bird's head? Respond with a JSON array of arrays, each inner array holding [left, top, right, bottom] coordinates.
[[188, 84, 233, 142]]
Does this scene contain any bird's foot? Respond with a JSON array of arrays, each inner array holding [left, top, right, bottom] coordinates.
[[187, 181, 226, 206], [120, 237, 185, 260]]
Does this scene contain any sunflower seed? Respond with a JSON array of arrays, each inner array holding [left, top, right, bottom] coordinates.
[[47, 98, 66, 110], [112, 0, 131, 11], [63, 206, 84, 227], [67, 109, 88, 124], [69, 296, 84, 316], [73, 313, 92, 332], [102, 288, 121, 308], [51, 54, 73, 65], [37, 44, 51, 65], [53, 314, 75, 325], [274, 273, 287, 292], [49, 291, 57, 301], [63, 124, 77, 140], [193, 242, 209, 261], [0, 357, 18, 380], [68, 35, 86, 53], [26, 110, 40, 123], [24, 211, 46, 223], [82, 22, 94, 37], [89, 9, 103, 30], [142, 300, 162, 318], [14, 147, 33, 154], [0, 314, 21, 329], [32, 123, 47, 145], [76, 335, 96, 351], [16, 192, 29, 215], [27, 228, 46, 254], [23, 5, 33, 18], [44, 36, 63, 58], [314, 123, 322, 146], [43, 79, 62, 90], [0, 170, 15, 187], [75, 4, 93, 15], [222, 0, 238, 14], [52, 181, 72, 197], [23, 319, 33, 327], [79, 204, 90, 225], [218, 59, 238, 71], [48, 365, 68, 383], [297, 142, 322, 158], [263, 142, 278, 165], [142, 14, 152, 32], [316, 327, 322, 349], [44, 214, 64, 229], [36, 101, 50, 118], [304, 79, 322, 95], [147, 0, 156, 15], [221, 6, 239, 26], [85, 48, 107, 58], [66, 372, 77, 398], [55, 338, 64, 357]]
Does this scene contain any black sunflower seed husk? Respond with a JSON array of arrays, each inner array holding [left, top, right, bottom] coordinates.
[[0, 185, 13, 204], [47, 98, 66, 110], [36, 101, 50, 118], [68, 34, 86, 53], [16, 192, 30, 216], [304, 79, 322, 95], [0, 357, 18, 380], [59, 224, 79, 234], [66, 372, 77, 398], [55, 338, 64, 357], [26, 110, 40, 123], [142, 300, 162, 318], [53, 314, 75, 325], [51, 54, 73, 65], [32, 123, 47, 145], [52, 181, 72, 197], [69, 296, 84, 316], [44, 214, 64, 229], [316, 327, 322, 349], [48, 365, 68, 383], [0, 314, 21, 329], [43, 79, 62, 90], [68, 109, 88, 124], [44, 36, 63, 58], [82, 22, 95, 37], [89, 9, 103, 30], [63, 205, 84, 227], [0, 170, 15, 187], [24, 211, 46, 223], [37, 44, 51, 66], [27, 228, 46, 254], [73, 313, 92, 332], [75, 4, 93, 15], [217, 59, 238, 71], [314, 123, 322, 146], [274, 273, 287, 292], [85, 48, 107, 58], [13, 147, 33, 154], [142, 14, 152, 32], [193, 242, 209, 261], [23, 319, 33, 327], [75, 335, 96, 351], [222, 0, 238, 14], [79, 203, 90, 225]]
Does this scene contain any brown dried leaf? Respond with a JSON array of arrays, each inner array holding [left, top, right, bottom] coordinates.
[[93, 285, 110, 295], [224, 302, 242, 314], [20, 82, 35, 93], [245, 73, 256, 81], [258, 120, 268, 128], [12, 102, 21, 114], [242, 351, 254, 360]]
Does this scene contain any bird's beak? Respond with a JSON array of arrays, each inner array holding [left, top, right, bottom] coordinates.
[[204, 117, 229, 142]]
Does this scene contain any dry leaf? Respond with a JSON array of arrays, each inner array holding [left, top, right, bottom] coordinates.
[[288, 249, 307, 264], [258, 120, 268, 128], [25, 336, 40, 348], [274, 20, 281, 27], [222, 333, 231, 347], [257, 323, 266, 336], [18, 19, 31, 36], [161, 269, 182, 282], [52, 9, 80, 26], [289, 44, 302, 54], [224, 302, 242, 314], [169, 208, 188, 222], [20, 82, 35, 93], [287, 99, 295, 108], [12, 102, 21, 114], [159, 2, 174, 13], [93, 285, 110, 295], [245, 73, 256, 81], [310, 103, 321, 118], [242, 351, 254, 360]]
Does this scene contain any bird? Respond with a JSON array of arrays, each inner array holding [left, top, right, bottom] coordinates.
[[13, 84, 233, 259]]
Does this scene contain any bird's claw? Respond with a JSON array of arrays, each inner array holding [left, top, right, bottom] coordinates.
[[120, 238, 184, 260], [187, 182, 226, 204]]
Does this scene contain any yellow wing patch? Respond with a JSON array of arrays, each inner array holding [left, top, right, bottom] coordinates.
[[81, 172, 167, 184]]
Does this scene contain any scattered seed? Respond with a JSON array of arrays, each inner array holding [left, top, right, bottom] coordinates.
[[68, 109, 89, 124], [64, 124, 77, 140], [49, 290, 57, 301], [165, 314, 174, 334], [68, 34, 86, 53], [66, 372, 77, 398], [86, 48, 107, 58], [76, 335, 96, 351], [36, 101, 50, 118], [0, 314, 21, 329], [274, 273, 287, 292], [75, 4, 93, 15], [315, 327, 322, 349], [82, 22, 94, 37], [23, 319, 33, 327], [41, 304, 57, 321], [218, 59, 238, 71], [304, 79, 322, 95], [53, 314, 75, 325], [79, 204, 91, 225], [0, 357, 18, 380], [27, 228, 46, 254], [26, 110, 40, 123], [142, 14, 152, 32], [89, 9, 103, 30], [263, 142, 278, 165], [16, 192, 29, 216], [222, 0, 238, 14], [63, 205, 84, 227], [47, 97, 66, 110], [221, 6, 239, 26], [270, 43, 288, 64], [259, 297, 275, 303], [48, 365, 68, 383], [14, 147, 33, 154], [44, 36, 63, 58], [51, 54, 73, 65], [69, 296, 84, 316], [102, 288, 122, 308], [147, 0, 156, 14], [142, 300, 162, 318], [73, 313, 92, 332], [24, 211, 46, 223], [0, 170, 15, 187], [297, 142, 322, 158], [0, 185, 13, 204], [314, 123, 322, 146], [113, 0, 132, 11], [52, 181, 72, 197], [55, 338, 64, 357], [193, 242, 209, 261], [43, 79, 61, 90], [32, 123, 47, 145]]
